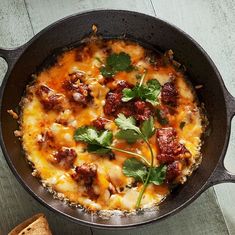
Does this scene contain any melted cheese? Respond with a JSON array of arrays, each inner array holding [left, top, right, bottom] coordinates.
[[21, 39, 204, 212]]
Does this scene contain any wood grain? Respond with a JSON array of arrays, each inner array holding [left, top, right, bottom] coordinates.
[[0, 0, 234, 234], [24, 0, 155, 34], [0, 0, 33, 85]]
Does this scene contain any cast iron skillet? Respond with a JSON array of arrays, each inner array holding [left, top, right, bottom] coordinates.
[[0, 10, 235, 229]]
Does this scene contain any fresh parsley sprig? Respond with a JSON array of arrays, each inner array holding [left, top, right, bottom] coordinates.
[[74, 114, 166, 209], [100, 52, 134, 78], [123, 158, 166, 185], [122, 72, 161, 106], [74, 125, 150, 165], [115, 113, 155, 141], [74, 126, 112, 154], [115, 114, 165, 208]]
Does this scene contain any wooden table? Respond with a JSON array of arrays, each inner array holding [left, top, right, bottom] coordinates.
[[0, 1, 234, 234]]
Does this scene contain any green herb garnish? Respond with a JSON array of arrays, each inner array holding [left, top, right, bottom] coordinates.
[[122, 72, 161, 106], [74, 126, 112, 154], [116, 129, 141, 144], [115, 114, 141, 134], [100, 52, 133, 77], [123, 158, 166, 185], [149, 165, 167, 185], [180, 121, 186, 129], [74, 125, 150, 165], [95, 57, 103, 64], [123, 158, 147, 183], [74, 114, 166, 209], [140, 116, 155, 138], [156, 109, 169, 126], [135, 73, 142, 80], [115, 114, 164, 208], [115, 114, 155, 141]]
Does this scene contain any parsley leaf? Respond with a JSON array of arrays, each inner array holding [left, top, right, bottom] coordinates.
[[122, 79, 161, 105], [96, 130, 113, 146], [122, 158, 147, 183], [116, 129, 142, 144], [74, 123, 151, 164], [149, 165, 167, 185], [156, 109, 169, 126], [107, 52, 133, 71], [100, 67, 114, 78], [180, 121, 186, 129], [100, 52, 133, 77], [87, 144, 111, 154], [140, 116, 155, 138], [74, 126, 113, 154], [114, 114, 141, 134], [123, 158, 167, 185], [115, 114, 155, 143], [74, 126, 98, 143], [122, 88, 137, 102], [144, 79, 161, 105]]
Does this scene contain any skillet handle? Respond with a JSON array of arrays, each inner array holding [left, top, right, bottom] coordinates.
[[0, 46, 25, 90], [207, 161, 235, 186], [225, 89, 235, 119], [207, 88, 235, 186], [0, 48, 11, 62], [0, 47, 24, 69]]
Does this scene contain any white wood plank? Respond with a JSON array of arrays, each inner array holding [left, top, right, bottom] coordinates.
[[0, 0, 33, 84], [24, 0, 155, 34], [0, 0, 33, 47], [151, 0, 235, 233]]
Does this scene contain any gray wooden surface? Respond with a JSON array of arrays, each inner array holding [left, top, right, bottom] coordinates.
[[0, 0, 234, 234]]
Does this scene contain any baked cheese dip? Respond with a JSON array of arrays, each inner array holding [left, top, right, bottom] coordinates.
[[19, 37, 205, 212]]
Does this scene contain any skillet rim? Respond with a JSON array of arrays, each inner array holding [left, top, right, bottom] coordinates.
[[0, 9, 231, 229]]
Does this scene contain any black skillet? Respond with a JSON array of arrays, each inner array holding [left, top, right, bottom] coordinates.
[[0, 10, 235, 229]]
